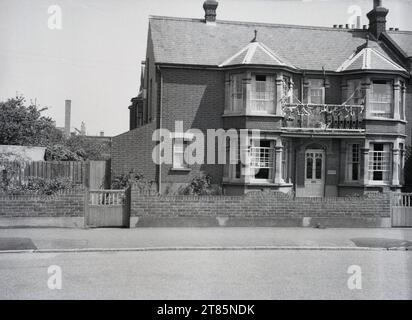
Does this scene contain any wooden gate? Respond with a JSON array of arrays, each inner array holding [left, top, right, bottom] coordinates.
[[84, 188, 131, 228], [391, 193, 412, 227]]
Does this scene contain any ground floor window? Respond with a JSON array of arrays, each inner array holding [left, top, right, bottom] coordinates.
[[224, 139, 241, 180], [282, 140, 291, 183], [368, 143, 391, 183], [172, 139, 188, 169], [250, 140, 274, 181], [347, 143, 360, 182]]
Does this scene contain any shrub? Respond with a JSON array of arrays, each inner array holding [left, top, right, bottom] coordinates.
[[111, 170, 155, 191], [1, 176, 77, 195], [179, 174, 221, 195]]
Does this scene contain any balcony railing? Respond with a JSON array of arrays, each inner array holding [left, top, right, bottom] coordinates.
[[282, 103, 365, 130]]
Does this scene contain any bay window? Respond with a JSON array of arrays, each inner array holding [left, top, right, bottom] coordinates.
[[282, 140, 291, 183], [251, 75, 275, 114], [230, 74, 244, 113], [370, 80, 393, 118], [347, 80, 363, 105], [368, 143, 391, 183], [400, 81, 405, 120], [347, 143, 360, 182], [250, 140, 274, 181], [224, 138, 241, 180]]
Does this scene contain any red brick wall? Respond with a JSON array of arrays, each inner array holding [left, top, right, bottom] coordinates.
[[0, 189, 84, 217], [131, 188, 390, 218], [160, 68, 225, 186], [111, 122, 157, 181]]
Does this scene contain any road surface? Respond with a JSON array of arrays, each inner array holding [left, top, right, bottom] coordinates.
[[0, 250, 411, 299]]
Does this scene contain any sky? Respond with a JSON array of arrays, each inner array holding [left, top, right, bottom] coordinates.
[[0, 0, 411, 136]]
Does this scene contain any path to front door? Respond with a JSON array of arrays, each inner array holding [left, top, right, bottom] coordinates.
[[303, 149, 325, 197]]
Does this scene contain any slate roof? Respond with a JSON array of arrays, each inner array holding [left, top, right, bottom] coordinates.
[[149, 16, 411, 72], [336, 40, 407, 72], [219, 41, 295, 68], [387, 31, 412, 57]]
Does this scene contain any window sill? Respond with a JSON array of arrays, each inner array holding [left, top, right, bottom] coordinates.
[[364, 117, 406, 123], [222, 113, 282, 118], [223, 181, 293, 187], [169, 168, 191, 173]]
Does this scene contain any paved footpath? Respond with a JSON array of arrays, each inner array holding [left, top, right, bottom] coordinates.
[[0, 227, 412, 251]]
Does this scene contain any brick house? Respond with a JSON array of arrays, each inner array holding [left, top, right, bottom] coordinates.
[[112, 0, 412, 197]]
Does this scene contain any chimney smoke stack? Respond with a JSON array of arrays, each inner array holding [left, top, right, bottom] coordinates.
[[64, 100, 71, 138], [203, 0, 218, 24]]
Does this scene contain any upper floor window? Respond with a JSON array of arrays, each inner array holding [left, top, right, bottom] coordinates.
[[251, 74, 275, 114], [400, 81, 405, 121], [230, 74, 244, 113], [347, 79, 363, 105], [370, 80, 393, 118], [304, 79, 325, 104]]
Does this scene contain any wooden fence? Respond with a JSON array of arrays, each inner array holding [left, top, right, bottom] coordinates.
[[0, 160, 109, 189]]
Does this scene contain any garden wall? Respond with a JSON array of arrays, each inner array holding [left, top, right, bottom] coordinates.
[[0, 188, 85, 218], [130, 189, 391, 228]]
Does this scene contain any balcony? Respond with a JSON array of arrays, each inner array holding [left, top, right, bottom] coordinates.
[[282, 103, 365, 131]]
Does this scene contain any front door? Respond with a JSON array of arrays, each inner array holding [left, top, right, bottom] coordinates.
[[304, 149, 325, 197]]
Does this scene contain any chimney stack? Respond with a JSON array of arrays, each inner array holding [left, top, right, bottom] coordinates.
[[367, 0, 389, 39], [100, 131, 104, 137], [64, 100, 71, 138], [203, 0, 218, 24]]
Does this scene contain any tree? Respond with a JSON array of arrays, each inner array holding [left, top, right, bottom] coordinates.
[[0, 96, 111, 161], [0, 96, 64, 147]]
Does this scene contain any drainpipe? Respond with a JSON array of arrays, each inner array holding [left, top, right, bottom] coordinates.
[[157, 65, 163, 194]]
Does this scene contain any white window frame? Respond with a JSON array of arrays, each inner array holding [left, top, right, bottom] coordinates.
[[250, 74, 275, 114], [172, 138, 189, 170], [305, 79, 325, 105], [368, 143, 392, 184], [229, 74, 244, 113], [250, 140, 274, 182], [370, 80, 394, 118]]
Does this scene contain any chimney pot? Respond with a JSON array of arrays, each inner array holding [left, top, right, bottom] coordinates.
[[333, 24, 338, 28], [203, 0, 218, 23], [64, 100, 71, 138], [374, 0, 382, 8], [345, 24, 350, 29], [367, 0, 389, 39], [339, 25, 343, 29]]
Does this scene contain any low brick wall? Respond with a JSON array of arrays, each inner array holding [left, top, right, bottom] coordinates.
[[0, 188, 85, 217], [131, 189, 391, 227]]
